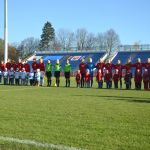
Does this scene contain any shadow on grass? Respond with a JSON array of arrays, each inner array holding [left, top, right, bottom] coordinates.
[[72, 95, 150, 104]]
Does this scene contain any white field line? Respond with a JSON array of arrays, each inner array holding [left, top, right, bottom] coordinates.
[[0, 136, 86, 150]]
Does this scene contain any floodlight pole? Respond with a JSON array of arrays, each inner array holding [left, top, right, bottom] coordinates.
[[4, 0, 8, 63]]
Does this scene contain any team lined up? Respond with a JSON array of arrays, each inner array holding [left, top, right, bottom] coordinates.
[[0, 57, 150, 90], [78, 58, 150, 90]]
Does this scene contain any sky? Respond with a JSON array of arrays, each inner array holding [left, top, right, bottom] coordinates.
[[0, 0, 150, 44]]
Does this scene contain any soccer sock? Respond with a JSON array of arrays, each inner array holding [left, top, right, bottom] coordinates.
[[68, 79, 70, 87]]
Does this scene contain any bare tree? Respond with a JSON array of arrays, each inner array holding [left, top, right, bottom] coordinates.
[[18, 37, 40, 58], [76, 28, 88, 50], [85, 33, 96, 50], [51, 37, 62, 51], [96, 33, 105, 50], [104, 29, 120, 55], [57, 29, 74, 51]]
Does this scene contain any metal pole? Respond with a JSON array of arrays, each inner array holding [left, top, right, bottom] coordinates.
[[4, 0, 8, 63]]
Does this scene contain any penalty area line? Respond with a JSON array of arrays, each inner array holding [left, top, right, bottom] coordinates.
[[0, 136, 86, 150]]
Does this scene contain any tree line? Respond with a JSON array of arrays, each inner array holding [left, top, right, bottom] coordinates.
[[16, 21, 120, 58], [0, 21, 120, 60]]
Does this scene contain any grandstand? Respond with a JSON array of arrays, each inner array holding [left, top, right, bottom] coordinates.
[[27, 51, 107, 72], [112, 50, 150, 64], [27, 46, 150, 74]]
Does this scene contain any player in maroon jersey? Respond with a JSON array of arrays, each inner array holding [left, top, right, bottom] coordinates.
[[39, 58, 45, 86], [32, 58, 39, 84], [143, 69, 149, 90], [0, 60, 5, 72], [96, 58, 105, 74], [132, 58, 143, 73], [123, 58, 133, 88], [104, 59, 113, 88], [6, 59, 11, 71], [143, 58, 150, 88], [17, 58, 24, 71], [79, 59, 86, 88], [113, 69, 120, 89], [112, 60, 123, 88], [134, 69, 142, 90]]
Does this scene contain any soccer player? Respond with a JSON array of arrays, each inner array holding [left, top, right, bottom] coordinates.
[[85, 69, 90, 88], [29, 70, 34, 86], [104, 59, 113, 88], [113, 69, 120, 89], [143, 69, 149, 90], [132, 58, 143, 73], [96, 69, 103, 88], [17, 58, 24, 71], [134, 69, 142, 90], [35, 69, 41, 86], [105, 70, 111, 89], [112, 60, 123, 88], [32, 58, 39, 84], [45, 60, 53, 87], [124, 70, 132, 90], [3, 68, 8, 85], [39, 58, 45, 86], [96, 58, 105, 74], [9, 67, 15, 85], [64, 59, 71, 87], [6, 59, 11, 72], [21, 68, 27, 86], [76, 70, 81, 88], [79, 59, 86, 88], [14, 68, 20, 86], [0, 60, 5, 72], [86, 58, 95, 87], [143, 58, 150, 89], [23, 60, 30, 85], [123, 58, 133, 88], [54, 59, 61, 87]]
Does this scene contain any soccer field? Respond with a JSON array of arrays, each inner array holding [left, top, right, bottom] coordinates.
[[0, 79, 150, 150]]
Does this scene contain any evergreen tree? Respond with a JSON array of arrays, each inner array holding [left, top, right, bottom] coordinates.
[[39, 21, 55, 50]]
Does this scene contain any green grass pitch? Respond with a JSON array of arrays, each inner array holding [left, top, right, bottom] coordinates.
[[0, 78, 149, 150]]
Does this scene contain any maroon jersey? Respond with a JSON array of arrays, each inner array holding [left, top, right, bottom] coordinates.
[[76, 73, 81, 83], [143, 63, 150, 72], [17, 62, 23, 71], [105, 72, 111, 81], [123, 63, 132, 73], [105, 63, 112, 74], [39, 62, 45, 71], [96, 72, 103, 81], [132, 62, 143, 72], [32, 62, 39, 71], [24, 63, 30, 72], [0, 63, 5, 71], [85, 73, 90, 82], [112, 64, 123, 77], [6, 62, 11, 70], [134, 72, 142, 82], [113, 73, 120, 81], [96, 62, 105, 73], [11, 63, 18, 71], [79, 63, 86, 74]]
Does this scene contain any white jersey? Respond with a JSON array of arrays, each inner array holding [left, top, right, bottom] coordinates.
[[15, 71, 20, 79], [9, 71, 15, 78], [0, 70, 2, 76], [21, 71, 27, 79]]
